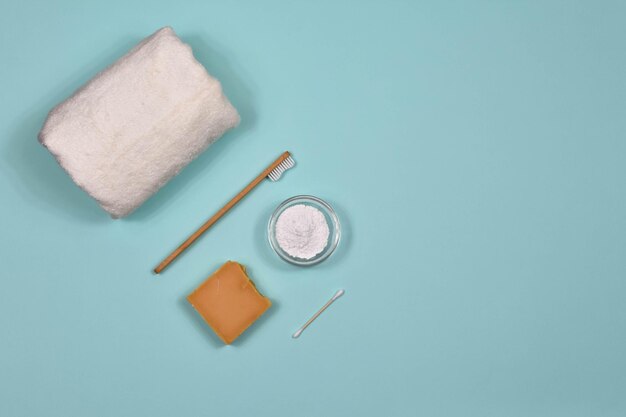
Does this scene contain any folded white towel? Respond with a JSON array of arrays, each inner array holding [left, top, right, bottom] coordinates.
[[39, 27, 240, 218]]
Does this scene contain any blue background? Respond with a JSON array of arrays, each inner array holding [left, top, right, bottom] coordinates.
[[1, 1, 625, 416]]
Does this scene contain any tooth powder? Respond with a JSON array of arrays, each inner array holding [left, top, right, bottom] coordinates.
[[275, 204, 329, 259]]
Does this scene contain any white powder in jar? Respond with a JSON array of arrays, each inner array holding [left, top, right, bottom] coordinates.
[[275, 204, 330, 259]]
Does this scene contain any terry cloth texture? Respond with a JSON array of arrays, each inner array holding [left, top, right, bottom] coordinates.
[[39, 27, 240, 218]]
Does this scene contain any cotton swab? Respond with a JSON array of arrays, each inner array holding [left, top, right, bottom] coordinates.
[[292, 289, 345, 339]]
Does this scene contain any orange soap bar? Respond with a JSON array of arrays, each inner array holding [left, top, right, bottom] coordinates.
[[187, 261, 271, 344]]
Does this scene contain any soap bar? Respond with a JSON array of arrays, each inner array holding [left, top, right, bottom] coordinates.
[[187, 261, 271, 344]]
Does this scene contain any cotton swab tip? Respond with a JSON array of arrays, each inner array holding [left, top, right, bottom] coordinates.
[[332, 289, 345, 300]]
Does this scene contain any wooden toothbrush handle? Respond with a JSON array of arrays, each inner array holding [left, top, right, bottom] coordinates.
[[153, 151, 292, 274]]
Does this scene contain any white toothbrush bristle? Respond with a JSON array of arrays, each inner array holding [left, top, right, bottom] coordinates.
[[267, 155, 295, 182]]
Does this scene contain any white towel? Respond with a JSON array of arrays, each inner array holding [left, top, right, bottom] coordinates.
[[39, 27, 240, 218]]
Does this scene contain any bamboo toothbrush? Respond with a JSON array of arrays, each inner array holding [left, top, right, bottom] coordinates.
[[154, 151, 295, 274]]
